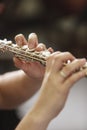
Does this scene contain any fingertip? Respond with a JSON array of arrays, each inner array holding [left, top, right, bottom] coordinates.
[[13, 57, 20, 62], [48, 47, 54, 53], [15, 34, 23, 39], [36, 43, 46, 51], [28, 33, 38, 49], [28, 33, 37, 38], [13, 57, 22, 68], [14, 34, 27, 46]]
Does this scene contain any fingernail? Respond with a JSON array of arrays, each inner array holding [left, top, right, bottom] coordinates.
[[15, 34, 23, 46], [36, 46, 44, 51], [29, 42, 35, 49], [17, 39, 22, 46], [28, 33, 38, 49]]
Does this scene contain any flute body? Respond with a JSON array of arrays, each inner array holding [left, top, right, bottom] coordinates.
[[0, 39, 87, 69], [0, 39, 50, 66]]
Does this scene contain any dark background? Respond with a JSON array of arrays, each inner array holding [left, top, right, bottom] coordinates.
[[0, 0, 87, 129]]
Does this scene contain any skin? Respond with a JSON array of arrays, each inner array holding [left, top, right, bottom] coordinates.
[[0, 33, 53, 109], [15, 34, 87, 130], [0, 33, 86, 130]]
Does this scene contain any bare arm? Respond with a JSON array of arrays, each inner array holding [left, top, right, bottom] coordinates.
[[0, 70, 41, 109], [15, 52, 87, 130], [0, 33, 48, 109]]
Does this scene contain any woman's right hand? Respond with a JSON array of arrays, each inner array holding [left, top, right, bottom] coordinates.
[[32, 51, 87, 121], [15, 51, 87, 130]]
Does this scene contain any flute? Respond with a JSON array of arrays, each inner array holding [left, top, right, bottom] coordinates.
[[0, 39, 50, 66], [0, 39, 87, 69]]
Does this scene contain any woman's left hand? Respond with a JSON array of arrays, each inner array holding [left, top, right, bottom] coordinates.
[[13, 33, 53, 80]]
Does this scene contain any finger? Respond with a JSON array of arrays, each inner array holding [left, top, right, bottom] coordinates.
[[13, 57, 23, 68], [60, 58, 86, 80], [14, 34, 27, 46], [46, 51, 61, 69], [47, 52, 75, 72], [47, 47, 54, 53], [28, 33, 38, 49], [35, 43, 46, 51], [64, 68, 87, 90]]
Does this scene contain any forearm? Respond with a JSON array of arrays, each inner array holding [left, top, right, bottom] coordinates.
[[15, 112, 49, 130], [15, 99, 51, 130], [0, 70, 42, 109], [15, 50, 87, 130], [15, 84, 59, 130]]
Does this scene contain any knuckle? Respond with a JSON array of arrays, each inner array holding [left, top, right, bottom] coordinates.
[[64, 66, 70, 73], [68, 77, 75, 84], [65, 51, 72, 56], [38, 43, 46, 49]]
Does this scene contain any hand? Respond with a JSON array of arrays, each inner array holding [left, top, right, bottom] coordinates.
[[32, 52, 87, 121], [13, 33, 53, 80], [15, 51, 87, 130]]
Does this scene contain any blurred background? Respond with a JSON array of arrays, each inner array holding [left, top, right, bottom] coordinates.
[[0, 0, 87, 130]]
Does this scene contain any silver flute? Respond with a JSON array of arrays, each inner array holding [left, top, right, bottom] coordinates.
[[0, 39, 87, 69], [0, 39, 50, 66]]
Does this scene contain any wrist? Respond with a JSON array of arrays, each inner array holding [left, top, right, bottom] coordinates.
[[16, 107, 51, 130], [28, 108, 51, 130], [28, 92, 55, 125]]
